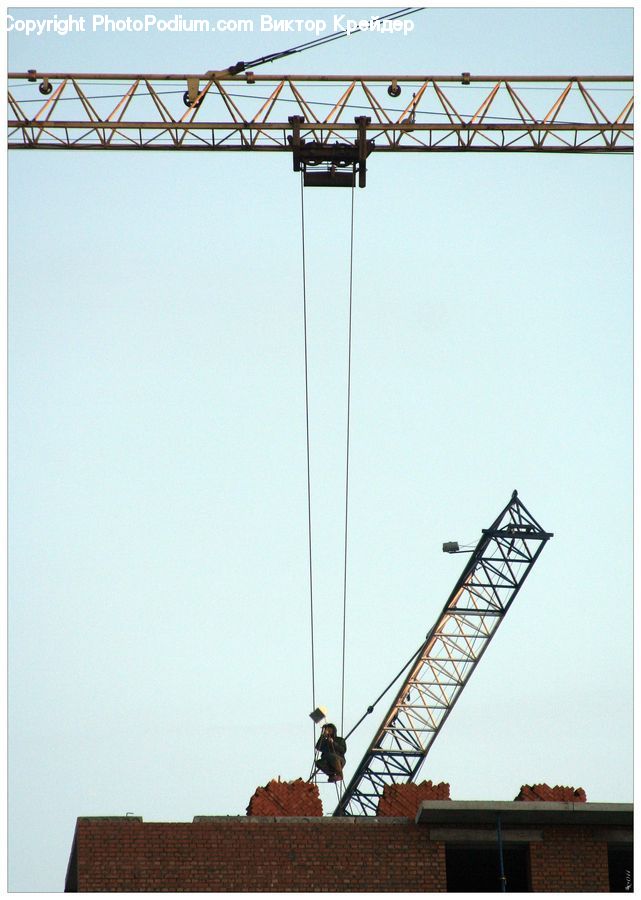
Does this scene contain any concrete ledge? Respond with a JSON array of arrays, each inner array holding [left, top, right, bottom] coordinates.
[[77, 816, 143, 823], [592, 827, 634, 843], [193, 815, 413, 824], [416, 800, 633, 827]]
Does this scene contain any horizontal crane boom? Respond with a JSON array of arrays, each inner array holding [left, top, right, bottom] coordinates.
[[8, 74, 633, 154]]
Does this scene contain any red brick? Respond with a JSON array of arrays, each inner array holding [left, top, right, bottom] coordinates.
[[69, 817, 612, 893], [514, 783, 587, 803], [246, 777, 323, 817], [377, 780, 451, 817], [69, 819, 444, 892], [529, 826, 609, 891]]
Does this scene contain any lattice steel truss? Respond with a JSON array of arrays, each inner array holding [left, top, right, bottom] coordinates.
[[334, 490, 552, 817], [7, 73, 633, 154]]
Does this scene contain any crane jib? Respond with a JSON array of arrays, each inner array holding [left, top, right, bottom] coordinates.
[[7, 74, 633, 186], [333, 490, 553, 817]]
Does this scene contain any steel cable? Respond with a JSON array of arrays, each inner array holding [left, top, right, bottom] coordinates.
[[235, 8, 424, 73], [340, 183, 356, 738], [299, 175, 357, 780], [300, 171, 317, 758], [344, 643, 426, 741]]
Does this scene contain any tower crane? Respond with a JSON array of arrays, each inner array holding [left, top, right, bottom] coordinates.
[[7, 67, 628, 812], [334, 490, 552, 816]]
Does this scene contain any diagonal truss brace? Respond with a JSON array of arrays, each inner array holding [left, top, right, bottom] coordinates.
[[334, 490, 553, 817]]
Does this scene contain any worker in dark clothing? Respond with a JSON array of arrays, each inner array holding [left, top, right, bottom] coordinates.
[[315, 723, 347, 782]]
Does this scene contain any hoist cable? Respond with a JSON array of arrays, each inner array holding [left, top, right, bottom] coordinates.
[[300, 170, 317, 755], [231, 8, 425, 74], [344, 642, 426, 740], [340, 182, 356, 738]]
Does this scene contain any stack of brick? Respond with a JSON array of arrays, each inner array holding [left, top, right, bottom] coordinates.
[[514, 784, 587, 803], [377, 780, 451, 817], [246, 778, 323, 816]]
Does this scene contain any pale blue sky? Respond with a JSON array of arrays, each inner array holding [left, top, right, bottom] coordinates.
[[8, 5, 633, 891]]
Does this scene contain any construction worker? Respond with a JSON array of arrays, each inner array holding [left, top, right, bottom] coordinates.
[[315, 723, 347, 782]]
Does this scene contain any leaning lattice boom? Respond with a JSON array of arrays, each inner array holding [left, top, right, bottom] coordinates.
[[334, 490, 553, 817]]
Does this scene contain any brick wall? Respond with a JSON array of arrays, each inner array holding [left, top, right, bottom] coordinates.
[[529, 826, 610, 892], [66, 782, 624, 892], [68, 815, 616, 893], [70, 816, 446, 893]]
